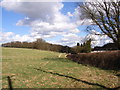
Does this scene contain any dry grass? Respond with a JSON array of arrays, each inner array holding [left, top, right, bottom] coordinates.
[[2, 48, 119, 88]]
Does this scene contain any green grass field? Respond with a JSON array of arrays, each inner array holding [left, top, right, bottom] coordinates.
[[2, 47, 119, 88]]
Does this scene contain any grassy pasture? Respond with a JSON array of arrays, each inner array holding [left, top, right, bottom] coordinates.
[[2, 47, 119, 88]]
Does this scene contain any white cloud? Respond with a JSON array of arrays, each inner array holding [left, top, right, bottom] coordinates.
[[85, 30, 113, 47], [67, 12, 73, 17], [1, 1, 63, 22], [1, 1, 80, 40], [1, 1, 113, 47], [0, 32, 14, 42], [52, 33, 84, 47], [0, 32, 34, 43], [70, 6, 93, 26], [13, 34, 35, 42]]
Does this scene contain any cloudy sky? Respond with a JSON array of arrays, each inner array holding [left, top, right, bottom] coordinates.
[[0, 0, 112, 47]]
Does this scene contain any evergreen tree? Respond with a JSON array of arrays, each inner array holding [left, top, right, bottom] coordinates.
[[77, 43, 80, 46]]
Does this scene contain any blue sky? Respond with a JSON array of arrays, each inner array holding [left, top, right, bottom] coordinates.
[[2, 8, 30, 35], [61, 2, 77, 14], [2, 2, 80, 35], [0, 1, 112, 47], [1, 1, 86, 46]]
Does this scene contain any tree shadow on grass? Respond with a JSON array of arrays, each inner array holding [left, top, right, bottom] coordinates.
[[41, 58, 72, 63], [34, 67, 120, 89]]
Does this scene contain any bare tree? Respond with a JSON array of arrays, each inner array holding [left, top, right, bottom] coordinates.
[[79, 0, 120, 49]]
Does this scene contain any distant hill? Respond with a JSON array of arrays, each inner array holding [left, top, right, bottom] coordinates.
[[93, 43, 118, 51]]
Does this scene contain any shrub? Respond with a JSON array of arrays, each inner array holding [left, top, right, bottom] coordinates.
[[67, 50, 120, 70]]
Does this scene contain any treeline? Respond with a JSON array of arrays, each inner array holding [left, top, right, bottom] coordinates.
[[2, 38, 92, 53], [1, 38, 74, 53], [93, 43, 118, 51], [73, 39, 91, 53]]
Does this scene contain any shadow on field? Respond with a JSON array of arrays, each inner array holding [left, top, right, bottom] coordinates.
[[42, 58, 71, 62], [7, 76, 13, 90], [34, 67, 120, 89]]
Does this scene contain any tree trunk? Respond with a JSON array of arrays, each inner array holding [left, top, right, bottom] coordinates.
[[117, 42, 120, 50], [115, 41, 120, 50]]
